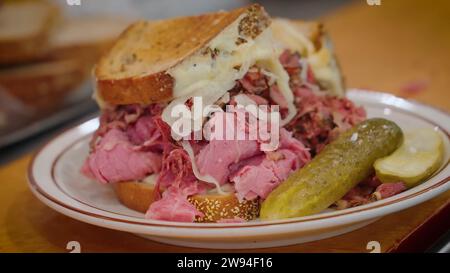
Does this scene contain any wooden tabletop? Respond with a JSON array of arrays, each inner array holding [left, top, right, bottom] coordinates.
[[323, 0, 450, 111], [0, 0, 449, 252]]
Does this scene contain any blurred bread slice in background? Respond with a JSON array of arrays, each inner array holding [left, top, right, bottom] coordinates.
[[47, 16, 130, 63], [0, 59, 88, 108], [0, 0, 129, 145], [0, 13, 128, 109], [0, 0, 60, 65]]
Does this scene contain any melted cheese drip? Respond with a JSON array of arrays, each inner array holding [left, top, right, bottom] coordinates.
[[163, 20, 296, 129], [271, 19, 344, 97], [307, 38, 345, 96], [271, 19, 315, 56]]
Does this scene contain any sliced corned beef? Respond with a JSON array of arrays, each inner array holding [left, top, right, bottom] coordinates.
[[195, 110, 262, 184], [287, 87, 366, 155], [325, 96, 366, 132], [278, 49, 367, 155], [90, 104, 164, 150], [82, 129, 162, 183], [196, 138, 261, 184], [238, 67, 270, 94], [334, 176, 406, 209], [245, 93, 269, 105], [157, 147, 197, 189], [145, 183, 204, 222], [127, 115, 161, 146], [231, 149, 301, 201], [228, 154, 265, 179], [279, 128, 311, 162], [231, 129, 310, 201], [279, 49, 316, 87], [374, 182, 407, 200]]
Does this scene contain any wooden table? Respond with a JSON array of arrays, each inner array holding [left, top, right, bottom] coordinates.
[[0, 0, 449, 252]]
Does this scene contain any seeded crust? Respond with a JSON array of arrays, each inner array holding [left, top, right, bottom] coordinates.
[[189, 194, 260, 223], [113, 181, 260, 223], [95, 4, 270, 106]]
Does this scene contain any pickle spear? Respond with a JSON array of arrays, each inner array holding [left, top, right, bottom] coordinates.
[[260, 118, 403, 220]]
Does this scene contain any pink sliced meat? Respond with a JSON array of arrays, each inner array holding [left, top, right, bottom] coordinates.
[[82, 129, 162, 183], [334, 176, 406, 210], [127, 115, 161, 146], [91, 104, 165, 148], [287, 87, 366, 155], [196, 110, 311, 189], [157, 147, 197, 189], [374, 182, 407, 200], [231, 149, 301, 201], [196, 111, 262, 184], [230, 129, 310, 201], [196, 138, 261, 184], [245, 94, 269, 105], [325, 97, 366, 132], [280, 49, 316, 84], [228, 154, 265, 178], [145, 184, 204, 222], [279, 128, 311, 163]]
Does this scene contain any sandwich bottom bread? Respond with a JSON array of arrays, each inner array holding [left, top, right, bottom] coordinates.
[[114, 182, 259, 222]]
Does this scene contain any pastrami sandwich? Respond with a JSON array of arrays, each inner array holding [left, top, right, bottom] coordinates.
[[82, 4, 366, 223]]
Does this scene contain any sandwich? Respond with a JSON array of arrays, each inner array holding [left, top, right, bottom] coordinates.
[[82, 4, 366, 223]]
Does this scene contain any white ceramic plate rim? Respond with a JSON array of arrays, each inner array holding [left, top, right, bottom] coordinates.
[[27, 90, 450, 238]]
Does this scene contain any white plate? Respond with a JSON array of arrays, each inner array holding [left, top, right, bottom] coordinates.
[[27, 90, 450, 249]]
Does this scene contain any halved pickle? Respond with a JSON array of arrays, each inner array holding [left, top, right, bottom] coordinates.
[[374, 128, 444, 188]]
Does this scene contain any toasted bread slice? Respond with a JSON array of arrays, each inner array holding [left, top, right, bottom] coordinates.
[[95, 4, 270, 106], [0, 0, 59, 65], [114, 181, 260, 223], [0, 59, 88, 108], [0, 16, 128, 108], [95, 10, 345, 106]]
